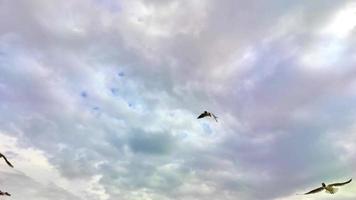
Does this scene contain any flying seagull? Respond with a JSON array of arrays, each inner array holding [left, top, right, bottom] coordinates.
[[197, 111, 218, 122], [0, 190, 10, 196], [0, 153, 13, 168], [299, 178, 352, 195]]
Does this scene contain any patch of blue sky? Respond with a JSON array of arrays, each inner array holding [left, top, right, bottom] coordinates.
[[178, 132, 189, 139], [94, 0, 122, 13], [0, 33, 22, 52], [315, 94, 356, 123], [0, 35, 37, 71], [108, 86, 148, 113], [108, 80, 143, 105], [201, 123, 213, 135], [126, 99, 148, 113]]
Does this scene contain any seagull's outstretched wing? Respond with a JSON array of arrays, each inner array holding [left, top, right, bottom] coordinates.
[[329, 179, 352, 187], [212, 114, 218, 122], [0, 153, 13, 168], [0, 190, 11, 196], [197, 113, 208, 119], [0, 192, 11, 196], [302, 187, 324, 195]]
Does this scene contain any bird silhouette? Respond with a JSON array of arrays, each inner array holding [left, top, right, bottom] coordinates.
[[197, 111, 218, 122], [0, 190, 10, 196], [0, 152, 13, 168], [299, 178, 352, 195]]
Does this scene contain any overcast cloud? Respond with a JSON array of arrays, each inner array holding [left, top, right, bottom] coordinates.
[[1, 0, 356, 200]]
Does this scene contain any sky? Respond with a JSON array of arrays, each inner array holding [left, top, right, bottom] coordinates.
[[1, 0, 356, 200]]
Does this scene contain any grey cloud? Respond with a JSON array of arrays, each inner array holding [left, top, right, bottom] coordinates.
[[1, 0, 356, 200], [128, 129, 175, 155]]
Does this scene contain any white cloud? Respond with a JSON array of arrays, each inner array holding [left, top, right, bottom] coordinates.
[[322, 2, 356, 38]]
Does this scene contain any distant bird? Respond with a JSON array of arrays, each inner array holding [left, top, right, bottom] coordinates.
[[0, 153, 13, 168], [197, 111, 218, 122], [0, 190, 10, 196], [299, 178, 352, 195]]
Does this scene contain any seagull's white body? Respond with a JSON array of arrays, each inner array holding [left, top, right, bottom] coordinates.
[[324, 185, 338, 194]]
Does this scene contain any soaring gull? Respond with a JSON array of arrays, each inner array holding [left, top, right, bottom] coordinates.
[[197, 111, 218, 122], [299, 178, 352, 195]]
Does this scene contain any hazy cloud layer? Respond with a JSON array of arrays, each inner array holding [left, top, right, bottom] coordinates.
[[1, 0, 356, 200]]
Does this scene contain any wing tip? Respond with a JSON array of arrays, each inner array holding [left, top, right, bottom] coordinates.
[[6, 161, 14, 168]]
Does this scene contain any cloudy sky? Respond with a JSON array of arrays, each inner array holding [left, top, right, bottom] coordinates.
[[1, 0, 356, 200]]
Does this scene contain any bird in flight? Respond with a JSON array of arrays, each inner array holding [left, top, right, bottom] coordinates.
[[0, 190, 10, 196], [299, 178, 352, 195], [197, 111, 218, 122], [0, 152, 14, 168]]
